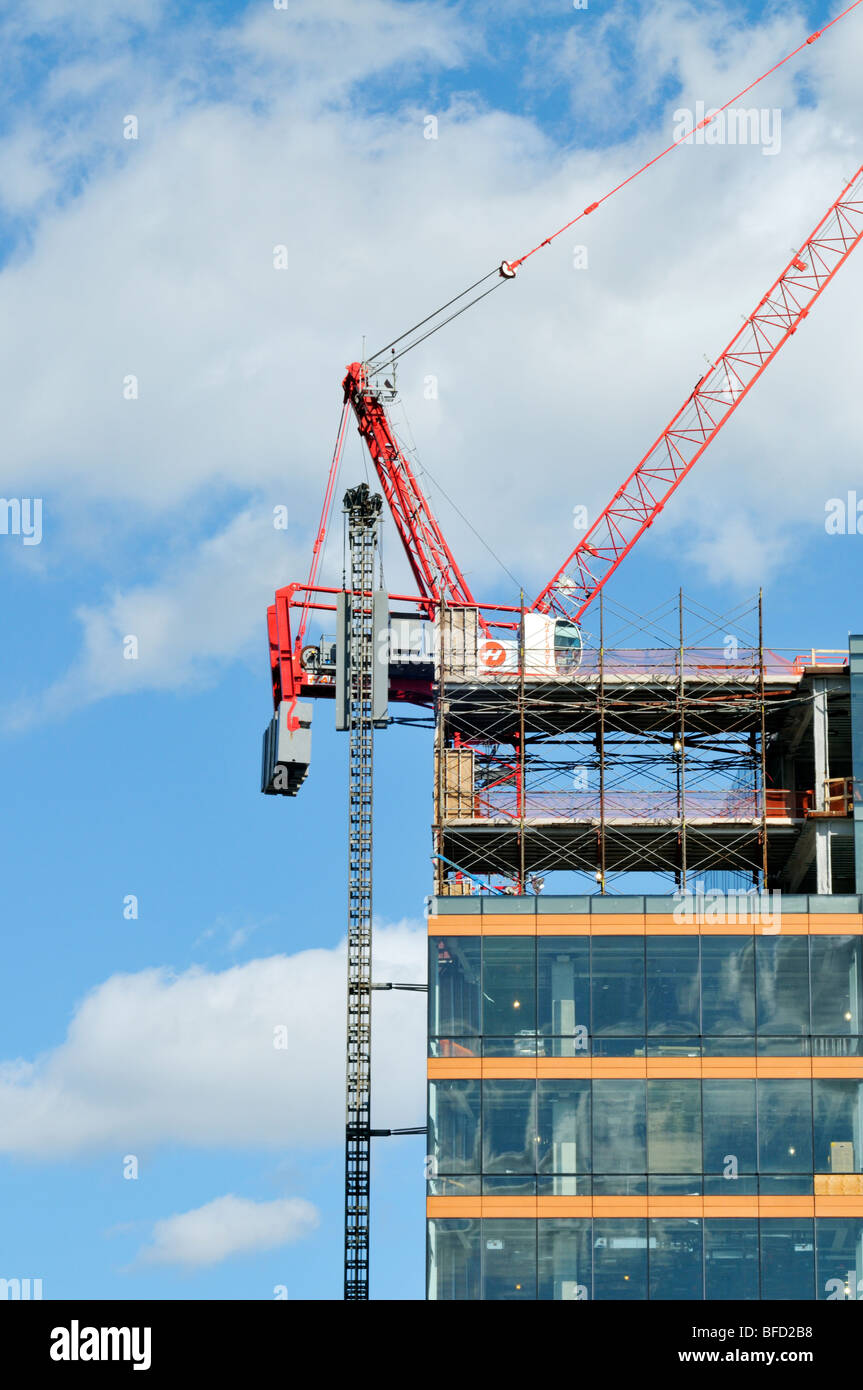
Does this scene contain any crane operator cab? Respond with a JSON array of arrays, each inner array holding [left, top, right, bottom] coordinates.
[[521, 611, 583, 676], [552, 619, 583, 673]]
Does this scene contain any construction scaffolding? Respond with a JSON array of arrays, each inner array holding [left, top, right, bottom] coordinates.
[[433, 592, 854, 896]]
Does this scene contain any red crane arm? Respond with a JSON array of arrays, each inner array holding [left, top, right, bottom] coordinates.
[[342, 362, 476, 612], [532, 165, 863, 623]]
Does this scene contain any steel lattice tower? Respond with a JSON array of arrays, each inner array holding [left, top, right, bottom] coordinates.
[[343, 484, 383, 1300]]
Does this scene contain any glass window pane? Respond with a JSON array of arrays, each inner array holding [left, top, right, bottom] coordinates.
[[703, 1079, 757, 1174], [701, 936, 755, 1035], [759, 1175, 814, 1196], [756, 936, 810, 1035], [430, 1037, 480, 1058], [702, 1036, 756, 1056], [704, 1174, 758, 1196], [592, 1080, 646, 1174], [815, 1218, 863, 1301], [593, 1175, 647, 1195], [429, 1079, 481, 1175], [593, 1219, 648, 1300], [810, 937, 863, 1035], [481, 1219, 536, 1300], [537, 938, 590, 1054], [482, 1079, 537, 1174], [592, 937, 645, 1036], [812, 1079, 863, 1173], [649, 1218, 703, 1300], [428, 1176, 481, 1196], [647, 1080, 702, 1173], [646, 1037, 701, 1057], [428, 1219, 480, 1300], [760, 1219, 815, 1299], [592, 1037, 645, 1057], [481, 1176, 536, 1195], [482, 1036, 542, 1058], [430, 936, 481, 1038], [646, 937, 700, 1035], [648, 1175, 702, 1195], [537, 1080, 591, 1177], [756, 1036, 810, 1056], [704, 1218, 759, 1300], [483, 937, 536, 1037], [757, 1080, 813, 1173], [538, 1219, 592, 1300]]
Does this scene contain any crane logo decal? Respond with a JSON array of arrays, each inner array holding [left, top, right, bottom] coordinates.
[[479, 641, 506, 668]]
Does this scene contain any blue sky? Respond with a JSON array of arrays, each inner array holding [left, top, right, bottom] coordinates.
[[0, 0, 861, 1300]]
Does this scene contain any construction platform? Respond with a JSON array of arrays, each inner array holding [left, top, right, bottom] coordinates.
[[432, 597, 861, 897]]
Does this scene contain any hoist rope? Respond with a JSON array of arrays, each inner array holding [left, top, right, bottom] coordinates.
[[363, 1, 862, 365]]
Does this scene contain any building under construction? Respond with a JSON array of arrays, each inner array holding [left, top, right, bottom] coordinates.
[[426, 603, 863, 1300]]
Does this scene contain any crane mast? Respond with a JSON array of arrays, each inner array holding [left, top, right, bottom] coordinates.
[[343, 485, 382, 1301]]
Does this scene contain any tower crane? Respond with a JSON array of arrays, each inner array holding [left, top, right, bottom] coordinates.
[[265, 162, 863, 724], [260, 4, 863, 1303]]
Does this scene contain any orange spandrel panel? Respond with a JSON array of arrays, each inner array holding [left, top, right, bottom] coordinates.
[[456, 913, 863, 938], [427, 1056, 858, 1080], [807, 916, 863, 931], [536, 1197, 592, 1217], [646, 1059, 703, 1078], [814, 1174, 863, 1196], [640, 923, 700, 936], [814, 1197, 863, 1216], [647, 1196, 704, 1218], [426, 1197, 481, 1218], [481, 1058, 537, 1079], [699, 923, 762, 936], [534, 915, 591, 930], [811, 1057, 863, 1076], [427, 1058, 482, 1079], [481, 915, 536, 932], [703, 1196, 759, 1218], [535, 1058, 592, 1078], [700, 1059, 758, 1077], [592, 1196, 649, 1217], [427, 916, 481, 936], [590, 1058, 648, 1078], [758, 1196, 815, 1217], [754, 1057, 813, 1078], [480, 1196, 538, 1218]]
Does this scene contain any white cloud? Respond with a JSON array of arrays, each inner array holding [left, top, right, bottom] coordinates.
[[0, 921, 426, 1158], [1, 0, 861, 713], [137, 1194, 319, 1269], [4, 506, 296, 727]]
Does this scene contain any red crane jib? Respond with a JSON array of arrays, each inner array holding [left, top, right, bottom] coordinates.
[[533, 165, 863, 623], [342, 363, 476, 612]]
